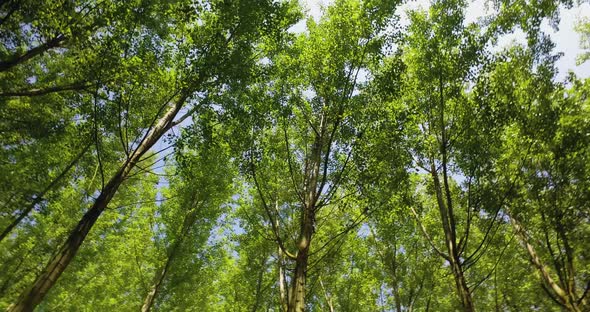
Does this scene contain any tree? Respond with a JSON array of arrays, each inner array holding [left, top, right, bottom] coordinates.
[[492, 47, 590, 311], [243, 1, 399, 310], [390, 1, 493, 309], [5, 1, 297, 310], [1, 0, 589, 310]]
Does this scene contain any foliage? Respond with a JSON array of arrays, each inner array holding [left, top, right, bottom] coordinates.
[[1, 0, 589, 311]]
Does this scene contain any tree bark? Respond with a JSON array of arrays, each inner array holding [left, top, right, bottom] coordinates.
[[390, 243, 402, 312], [251, 256, 267, 312], [288, 248, 309, 312], [8, 93, 187, 312], [450, 256, 474, 312], [429, 68, 475, 311], [287, 113, 323, 312], [319, 277, 334, 312], [289, 110, 327, 312], [141, 189, 203, 312]]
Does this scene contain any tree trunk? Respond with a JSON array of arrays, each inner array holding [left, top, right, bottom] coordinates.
[[287, 120, 323, 312], [278, 236, 289, 312], [287, 172, 316, 312], [141, 259, 171, 312], [141, 190, 203, 312], [8, 94, 186, 312], [284, 106, 326, 312], [288, 249, 308, 312], [251, 256, 267, 312], [319, 277, 334, 312], [450, 256, 474, 312], [141, 238, 184, 312], [431, 164, 475, 312], [288, 199, 315, 312], [391, 243, 402, 312]]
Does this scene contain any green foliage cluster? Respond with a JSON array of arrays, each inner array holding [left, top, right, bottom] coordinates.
[[0, 0, 588, 311]]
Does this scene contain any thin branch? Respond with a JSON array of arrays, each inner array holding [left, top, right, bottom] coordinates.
[[105, 197, 174, 210], [117, 92, 130, 157], [464, 142, 533, 267], [250, 159, 297, 260], [409, 206, 450, 261], [137, 144, 175, 164], [283, 120, 305, 203], [578, 281, 589, 305], [0, 142, 91, 242], [127, 89, 183, 161], [93, 90, 105, 190], [169, 98, 206, 128], [309, 210, 367, 258], [317, 145, 353, 208], [0, 82, 94, 97], [469, 233, 515, 293], [306, 227, 349, 273]]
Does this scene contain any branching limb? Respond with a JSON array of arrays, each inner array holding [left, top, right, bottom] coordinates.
[[250, 159, 297, 260], [0, 82, 94, 97], [409, 206, 450, 262]]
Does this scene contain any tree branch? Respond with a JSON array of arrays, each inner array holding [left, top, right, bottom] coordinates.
[[0, 82, 94, 97], [410, 206, 450, 261]]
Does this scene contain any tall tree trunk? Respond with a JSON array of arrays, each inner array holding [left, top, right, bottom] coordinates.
[[289, 192, 316, 312], [390, 243, 402, 312], [288, 248, 309, 312], [287, 169, 317, 312], [141, 236, 184, 312], [431, 165, 475, 312], [251, 256, 268, 312], [450, 255, 474, 311], [0, 142, 91, 242], [429, 67, 475, 312], [8, 94, 187, 312], [278, 225, 289, 312], [141, 258, 171, 312], [319, 276, 334, 312], [287, 111, 325, 312]]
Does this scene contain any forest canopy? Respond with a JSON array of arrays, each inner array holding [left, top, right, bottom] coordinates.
[[0, 0, 589, 311]]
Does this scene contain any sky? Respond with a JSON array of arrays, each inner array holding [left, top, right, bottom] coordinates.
[[298, 0, 590, 80]]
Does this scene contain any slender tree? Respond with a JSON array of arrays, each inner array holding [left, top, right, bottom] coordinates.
[[244, 1, 399, 310]]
